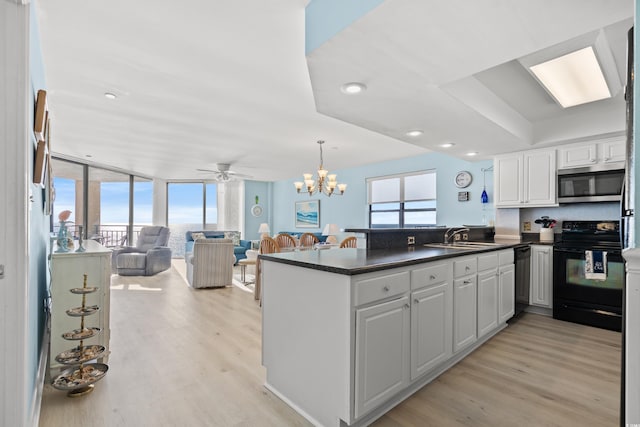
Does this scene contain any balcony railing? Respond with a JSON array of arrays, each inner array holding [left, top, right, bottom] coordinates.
[[52, 224, 144, 248]]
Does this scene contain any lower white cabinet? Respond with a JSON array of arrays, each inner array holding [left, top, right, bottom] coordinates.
[[410, 281, 452, 380], [499, 263, 515, 323], [453, 274, 477, 353], [477, 269, 499, 338], [355, 296, 410, 419], [531, 245, 553, 308]]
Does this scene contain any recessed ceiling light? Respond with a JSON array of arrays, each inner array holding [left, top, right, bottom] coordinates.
[[439, 142, 455, 148], [104, 92, 117, 100], [466, 151, 478, 156], [341, 82, 367, 94], [406, 130, 423, 137], [529, 46, 611, 108]]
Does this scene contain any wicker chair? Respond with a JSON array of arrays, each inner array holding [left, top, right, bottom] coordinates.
[[299, 232, 319, 249], [275, 233, 296, 250], [256, 236, 280, 301], [339, 236, 358, 248], [186, 238, 235, 288]]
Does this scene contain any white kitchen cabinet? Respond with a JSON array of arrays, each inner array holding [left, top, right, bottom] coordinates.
[[477, 269, 498, 339], [49, 240, 111, 375], [355, 296, 410, 419], [494, 149, 557, 208], [498, 263, 515, 323], [477, 252, 499, 339], [410, 263, 452, 380], [453, 256, 478, 353], [557, 137, 626, 168], [530, 244, 553, 308]]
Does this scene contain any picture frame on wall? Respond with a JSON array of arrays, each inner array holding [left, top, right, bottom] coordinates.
[[34, 89, 47, 140], [295, 200, 320, 228]]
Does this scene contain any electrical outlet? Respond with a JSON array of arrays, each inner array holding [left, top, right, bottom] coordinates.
[[462, 233, 469, 241], [407, 236, 415, 245], [524, 221, 531, 231], [454, 234, 461, 241]]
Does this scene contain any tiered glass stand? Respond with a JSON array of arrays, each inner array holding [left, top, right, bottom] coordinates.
[[52, 274, 109, 397]]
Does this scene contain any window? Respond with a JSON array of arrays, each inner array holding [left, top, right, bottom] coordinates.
[[368, 171, 436, 228], [167, 182, 217, 257], [50, 157, 154, 247]]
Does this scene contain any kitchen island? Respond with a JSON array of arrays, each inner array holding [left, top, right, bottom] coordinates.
[[260, 244, 515, 427]]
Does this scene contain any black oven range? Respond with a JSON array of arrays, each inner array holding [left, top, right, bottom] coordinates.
[[553, 220, 624, 332]]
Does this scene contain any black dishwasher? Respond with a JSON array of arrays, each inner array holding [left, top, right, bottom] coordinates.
[[514, 245, 531, 317]]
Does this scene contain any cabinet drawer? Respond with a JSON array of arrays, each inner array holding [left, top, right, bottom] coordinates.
[[499, 249, 514, 265], [477, 253, 498, 272], [355, 271, 410, 306], [453, 257, 477, 278], [411, 263, 449, 290]]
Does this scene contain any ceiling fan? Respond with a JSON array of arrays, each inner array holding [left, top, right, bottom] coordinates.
[[196, 163, 251, 182]]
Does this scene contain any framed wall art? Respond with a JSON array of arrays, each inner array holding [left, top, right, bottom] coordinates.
[[295, 200, 320, 228], [34, 89, 47, 140]]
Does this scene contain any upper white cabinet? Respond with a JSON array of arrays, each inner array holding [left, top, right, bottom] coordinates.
[[494, 148, 557, 208], [557, 136, 625, 169]]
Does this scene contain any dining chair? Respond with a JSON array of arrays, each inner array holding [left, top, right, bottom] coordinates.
[[275, 233, 297, 250], [299, 232, 319, 249], [339, 236, 357, 248], [256, 236, 281, 301]]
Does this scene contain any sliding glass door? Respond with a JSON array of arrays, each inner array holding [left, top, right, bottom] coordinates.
[[167, 182, 217, 257]]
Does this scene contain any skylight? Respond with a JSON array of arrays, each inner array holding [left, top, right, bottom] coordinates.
[[529, 46, 611, 108]]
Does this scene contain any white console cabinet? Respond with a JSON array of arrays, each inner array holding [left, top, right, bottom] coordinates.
[[49, 240, 111, 375]]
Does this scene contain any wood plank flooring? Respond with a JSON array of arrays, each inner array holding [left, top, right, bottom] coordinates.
[[39, 261, 620, 427]]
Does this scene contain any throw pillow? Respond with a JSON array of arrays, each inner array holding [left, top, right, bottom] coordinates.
[[191, 232, 206, 241], [224, 231, 240, 246]]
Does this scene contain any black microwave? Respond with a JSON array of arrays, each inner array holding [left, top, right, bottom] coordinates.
[[557, 165, 624, 203]]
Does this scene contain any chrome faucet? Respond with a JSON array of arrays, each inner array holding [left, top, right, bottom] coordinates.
[[443, 227, 470, 244]]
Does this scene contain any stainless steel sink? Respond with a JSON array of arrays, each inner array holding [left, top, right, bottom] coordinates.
[[423, 241, 505, 250]]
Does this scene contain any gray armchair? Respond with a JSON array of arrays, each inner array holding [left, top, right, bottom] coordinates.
[[111, 226, 172, 276]]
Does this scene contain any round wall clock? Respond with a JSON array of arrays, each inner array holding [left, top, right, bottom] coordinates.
[[454, 171, 472, 188], [251, 204, 263, 217]]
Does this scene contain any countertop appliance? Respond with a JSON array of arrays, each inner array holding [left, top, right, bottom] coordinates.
[[553, 220, 623, 332]]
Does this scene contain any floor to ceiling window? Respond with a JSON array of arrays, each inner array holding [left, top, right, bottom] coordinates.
[[51, 157, 154, 247], [167, 182, 217, 257]]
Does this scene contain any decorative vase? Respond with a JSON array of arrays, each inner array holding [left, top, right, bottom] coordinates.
[[56, 221, 69, 252]]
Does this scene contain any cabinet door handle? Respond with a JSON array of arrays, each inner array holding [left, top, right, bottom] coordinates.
[[383, 285, 390, 292], [429, 274, 436, 280], [414, 298, 420, 304], [404, 303, 410, 309], [465, 266, 470, 271], [463, 279, 472, 284]]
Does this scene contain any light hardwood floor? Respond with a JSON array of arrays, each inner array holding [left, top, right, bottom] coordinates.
[[39, 261, 621, 427]]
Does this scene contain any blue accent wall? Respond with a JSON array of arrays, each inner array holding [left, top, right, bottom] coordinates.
[[244, 180, 272, 241], [305, 0, 385, 54], [271, 152, 494, 233], [28, 2, 50, 414]]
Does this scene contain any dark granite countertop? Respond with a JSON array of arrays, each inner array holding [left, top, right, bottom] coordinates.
[[259, 243, 522, 276]]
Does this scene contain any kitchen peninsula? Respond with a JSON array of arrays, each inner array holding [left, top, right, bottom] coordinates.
[[260, 243, 515, 427]]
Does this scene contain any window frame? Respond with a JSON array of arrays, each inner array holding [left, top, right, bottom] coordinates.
[[367, 170, 437, 228]]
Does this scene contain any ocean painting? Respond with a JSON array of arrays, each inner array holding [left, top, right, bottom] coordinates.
[[295, 200, 320, 228]]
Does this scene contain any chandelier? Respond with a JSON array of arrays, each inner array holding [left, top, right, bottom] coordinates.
[[294, 140, 347, 197]]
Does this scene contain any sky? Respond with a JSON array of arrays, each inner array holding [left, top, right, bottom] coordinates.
[[52, 179, 217, 226]]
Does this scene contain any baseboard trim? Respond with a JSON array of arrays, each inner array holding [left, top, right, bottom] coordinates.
[[29, 320, 49, 427]]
